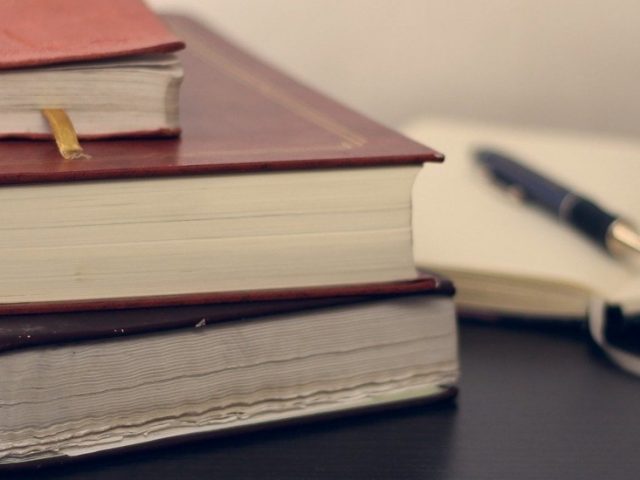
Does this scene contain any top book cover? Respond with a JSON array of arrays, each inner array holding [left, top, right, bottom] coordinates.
[[0, 7, 441, 183], [0, 0, 185, 69]]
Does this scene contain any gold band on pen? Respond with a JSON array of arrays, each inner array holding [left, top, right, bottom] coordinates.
[[41, 109, 91, 160]]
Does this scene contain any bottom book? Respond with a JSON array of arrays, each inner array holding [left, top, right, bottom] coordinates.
[[0, 276, 458, 468]]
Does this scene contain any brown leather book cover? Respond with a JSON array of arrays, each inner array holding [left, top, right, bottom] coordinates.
[[0, 274, 454, 353], [0, 0, 185, 70], [0, 15, 441, 185]]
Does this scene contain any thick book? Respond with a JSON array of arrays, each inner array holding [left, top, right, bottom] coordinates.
[[0, 275, 458, 469], [0, 0, 185, 138], [0, 15, 442, 315]]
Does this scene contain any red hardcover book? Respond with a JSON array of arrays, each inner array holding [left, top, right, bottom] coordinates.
[[0, 15, 443, 315], [0, 275, 458, 468], [0, 0, 184, 69], [0, 0, 185, 138]]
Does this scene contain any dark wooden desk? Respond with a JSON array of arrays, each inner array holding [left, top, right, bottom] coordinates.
[[27, 322, 640, 480]]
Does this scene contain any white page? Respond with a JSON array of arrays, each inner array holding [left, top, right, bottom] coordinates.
[[405, 118, 640, 301]]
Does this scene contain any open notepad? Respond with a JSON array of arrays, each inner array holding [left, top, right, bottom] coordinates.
[[405, 118, 640, 319]]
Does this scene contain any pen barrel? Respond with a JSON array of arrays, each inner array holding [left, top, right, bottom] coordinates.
[[562, 196, 616, 248], [475, 149, 626, 254], [475, 149, 569, 213]]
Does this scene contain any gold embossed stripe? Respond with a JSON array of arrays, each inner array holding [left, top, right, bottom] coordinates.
[[41, 109, 91, 160]]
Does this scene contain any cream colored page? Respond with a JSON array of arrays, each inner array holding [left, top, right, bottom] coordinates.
[[404, 118, 640, 298]]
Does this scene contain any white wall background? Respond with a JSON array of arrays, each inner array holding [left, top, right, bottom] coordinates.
[[148, 0, 640, 136]]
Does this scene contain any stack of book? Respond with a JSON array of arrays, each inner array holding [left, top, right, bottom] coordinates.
[[0, 1, 458, 469]]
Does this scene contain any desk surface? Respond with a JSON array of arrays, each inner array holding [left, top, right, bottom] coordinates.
[[27, 321, 640, 480]]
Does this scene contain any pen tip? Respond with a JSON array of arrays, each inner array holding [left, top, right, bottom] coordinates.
[[473, 147, 496, 165]]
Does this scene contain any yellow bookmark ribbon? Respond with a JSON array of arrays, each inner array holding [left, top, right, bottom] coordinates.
[[41, 109, 91, 160]]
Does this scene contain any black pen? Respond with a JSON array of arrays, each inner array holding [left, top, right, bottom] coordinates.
[[475, 148, 640, 257]]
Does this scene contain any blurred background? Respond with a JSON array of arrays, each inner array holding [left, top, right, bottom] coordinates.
[[147, 0, 640, 137]]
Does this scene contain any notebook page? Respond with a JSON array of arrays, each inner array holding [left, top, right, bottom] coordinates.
[[405, 118, 640, 300]]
